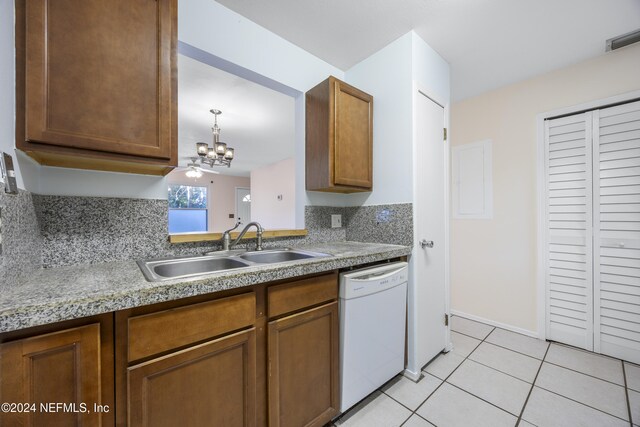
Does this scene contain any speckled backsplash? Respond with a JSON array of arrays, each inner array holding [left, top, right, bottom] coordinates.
[[345, 203, 413, 246], [0, 184, 43, 290], [33, 195, 251, 268], [3, 195, 413, 269]]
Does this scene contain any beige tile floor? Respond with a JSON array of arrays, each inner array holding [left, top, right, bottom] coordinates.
[[330, 316, 638, 427]]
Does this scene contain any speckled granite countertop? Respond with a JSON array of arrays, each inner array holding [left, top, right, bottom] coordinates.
[[0, 242, 411, 333]]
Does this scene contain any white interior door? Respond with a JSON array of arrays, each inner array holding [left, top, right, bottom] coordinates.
[[235, 187, 251, 225], [593, 100, 640, 364], [544, 112, 594, 351], [412, 91, 447, 368]]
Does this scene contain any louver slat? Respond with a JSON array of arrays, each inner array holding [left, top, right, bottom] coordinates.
[[595, 100, 640, 364], [545, 113, 594, 350]]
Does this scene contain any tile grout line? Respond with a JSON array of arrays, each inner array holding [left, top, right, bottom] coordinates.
[[515, 341, 551, 427], [360, 318, 633, 427], [450, 328, 494, 342], [534, 384, 631, 423], [487, 343, 546, 361], [546, 340, 630, 386], [552, 340, 626, 363], [396, 321, 496, 426], [443, 328, 550, 419], [446, 381, 525, 418], [622, 361, 633, 427], [421, 321, 631, 425], [543, 359, 628, 387], [383, 385, 421, 414], [401, 326, 496, 425], [477, 339, 544, 362], [334, 318, 634, 427], [467, 356, 538, 385]]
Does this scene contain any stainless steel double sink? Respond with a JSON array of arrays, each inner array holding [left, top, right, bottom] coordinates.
[[137, 248, 331, 282]]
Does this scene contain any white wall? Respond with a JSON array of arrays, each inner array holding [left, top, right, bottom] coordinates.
[[179, 0, 352, 218], [450, 43, 640, 333], [344, 30, 452, 377], [411, 32, 450, 108], [0, 0, 20, 188], [250, 157, 296, 229], [342, 32, 450, 207], [167, 170, 250, 232], [12, 0, 345, 208], [178, 0, 343, 95], [4, 0, 452, 221], [344, 33, 414, 207], [36, 166, 168, 199]]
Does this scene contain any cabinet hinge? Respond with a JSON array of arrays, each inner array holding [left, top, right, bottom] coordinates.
[[443, 128, 448, 141], [444, 314, 449, 326]]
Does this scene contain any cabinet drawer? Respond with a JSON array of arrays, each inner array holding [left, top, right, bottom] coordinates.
[[128, 292, 255, 362], [268, 273, 338, 319], [128, 328, 256, 427]]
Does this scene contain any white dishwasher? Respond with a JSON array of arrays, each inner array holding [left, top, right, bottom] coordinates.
[[339, 261, 408, 412]]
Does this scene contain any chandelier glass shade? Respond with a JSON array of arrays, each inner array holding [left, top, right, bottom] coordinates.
[[194, 109, 234, 168]]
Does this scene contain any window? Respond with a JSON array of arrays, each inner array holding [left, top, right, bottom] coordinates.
[[168, 185, 208, 233]]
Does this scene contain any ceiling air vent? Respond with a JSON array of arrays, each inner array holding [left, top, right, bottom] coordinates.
[[606, 28, 640, 52]]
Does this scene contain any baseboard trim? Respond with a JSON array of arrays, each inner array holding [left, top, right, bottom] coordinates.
[[450, 309, 540, 339], [402, 368, 421, 382]]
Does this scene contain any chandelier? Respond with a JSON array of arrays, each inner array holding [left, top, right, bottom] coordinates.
[[194, 109, 235, 169]]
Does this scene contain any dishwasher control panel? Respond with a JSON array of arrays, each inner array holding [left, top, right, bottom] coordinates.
[[339, 262, 408, 299]]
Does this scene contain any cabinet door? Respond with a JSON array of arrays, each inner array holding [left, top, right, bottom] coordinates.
[[128, 328, 256, 427], [268, 302, 340, 427], [0, 324, 103, 427], [20, 0, 175, 159], [333, 80, 373, 189]]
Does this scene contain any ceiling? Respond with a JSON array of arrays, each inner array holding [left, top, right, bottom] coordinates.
[[216, 0, 640, 101], [177, 54, 295, 177]]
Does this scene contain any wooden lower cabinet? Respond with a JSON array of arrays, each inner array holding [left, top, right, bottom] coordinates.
[[268, 302, 340, 427], [0, 272, 343, 427], [128, 328, 256, 427], [0, 321, 113, 427]]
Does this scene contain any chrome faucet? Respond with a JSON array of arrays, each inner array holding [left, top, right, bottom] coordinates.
[[221, 221, 264, 251], [220, 219, 241, 251]]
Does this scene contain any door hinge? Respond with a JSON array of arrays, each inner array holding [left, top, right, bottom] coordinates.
[[443, 128, 447, 141], [444, 314, 449, 326]]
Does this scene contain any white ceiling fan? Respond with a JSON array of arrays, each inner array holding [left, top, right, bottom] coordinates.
[[174, 157, 220, 178]]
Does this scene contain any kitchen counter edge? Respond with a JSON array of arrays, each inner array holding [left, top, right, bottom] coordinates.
[[0, 242, 412, 333]]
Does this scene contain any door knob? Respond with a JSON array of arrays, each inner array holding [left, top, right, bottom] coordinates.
[[419, 240, 434, 249]]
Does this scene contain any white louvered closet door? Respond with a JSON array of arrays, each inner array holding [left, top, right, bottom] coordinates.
[[545, 112, 594, 351], [593, 100, 640, 364]]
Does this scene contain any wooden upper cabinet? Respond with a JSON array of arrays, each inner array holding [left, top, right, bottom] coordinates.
[[15, 0, 178, 175], [306, 76, 373, 193]]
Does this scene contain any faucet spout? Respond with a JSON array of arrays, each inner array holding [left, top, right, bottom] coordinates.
[[228, 222, 264, 251]]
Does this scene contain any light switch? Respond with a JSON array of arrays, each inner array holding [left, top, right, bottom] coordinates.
[[331, 214, 342, 228], [0, 152, 17, 195]]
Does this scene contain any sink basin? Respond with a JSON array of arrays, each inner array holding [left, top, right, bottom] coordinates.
[[137, 248, 331, 282], [138, 256, 252, 281], [239, 248, 326, 264]]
